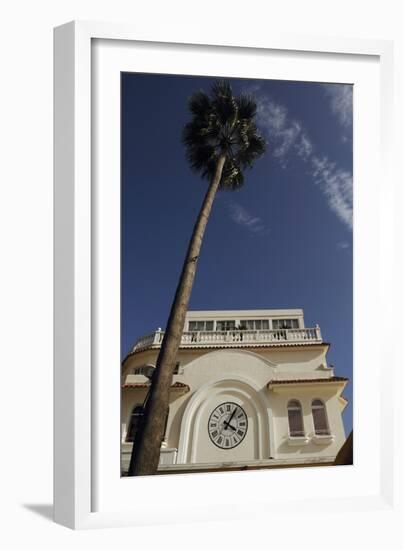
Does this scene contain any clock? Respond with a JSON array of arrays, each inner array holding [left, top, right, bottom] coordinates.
[[208, 402, 248, 449]]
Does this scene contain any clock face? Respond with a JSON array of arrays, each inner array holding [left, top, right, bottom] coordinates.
[[208, 402, 248, 449]]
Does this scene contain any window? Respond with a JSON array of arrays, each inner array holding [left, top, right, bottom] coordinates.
[[126, 405, 169, 443], [287, 400, 305, 437], [239, 319, 270, 330], [216, 320, 236, 331], [130, 365, 154, 377], [272, 318, 299, 329], [173, 362, 181, 374], [312, 399, 330, 435], [188, 320, 214, 331], [125, 405, 144, 442], [131, 367, 142, 375]]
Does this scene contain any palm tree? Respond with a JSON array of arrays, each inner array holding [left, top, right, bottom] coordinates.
[[128, 80, 266, 476]]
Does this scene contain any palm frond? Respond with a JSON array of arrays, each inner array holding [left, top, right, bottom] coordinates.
[[211, 80, 233, 101], [188, 90, 211, 117], [219, 158, 245, 190], [237, 93, 257, 120], [211, 80, 238, 127], [182, 79, 266, 185], [237, 133, 266, 168]]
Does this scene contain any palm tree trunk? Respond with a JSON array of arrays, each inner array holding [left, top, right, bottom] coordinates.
[[128, 154, 226, 476]]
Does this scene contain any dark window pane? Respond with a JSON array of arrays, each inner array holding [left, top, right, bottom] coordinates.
[[287, 400, 304, 436], [217, 320, 235, 331], [126, 405, 144, 442], [312, 401, 330, 435]]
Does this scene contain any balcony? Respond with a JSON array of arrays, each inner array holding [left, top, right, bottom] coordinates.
[[131, 326, 323, 354]]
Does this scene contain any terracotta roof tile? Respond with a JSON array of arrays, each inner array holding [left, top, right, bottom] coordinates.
[[170, 382, 190, 389], [122, 381, 190, 392]]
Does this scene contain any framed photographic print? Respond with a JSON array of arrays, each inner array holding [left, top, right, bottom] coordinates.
[[54, 21, 397, 530]]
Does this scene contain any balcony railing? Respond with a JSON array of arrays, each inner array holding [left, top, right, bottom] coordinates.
[[131, 326, 322, 353]]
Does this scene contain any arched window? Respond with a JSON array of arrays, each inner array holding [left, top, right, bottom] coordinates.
[[287, 400, 304, 437], [312, 399, 330, 435], [125, 405, 144, 442]]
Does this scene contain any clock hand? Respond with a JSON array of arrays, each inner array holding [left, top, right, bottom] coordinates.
[[223, 420, 237, 431], [223, 406, 238, 431], [228, 406, 237, 425]]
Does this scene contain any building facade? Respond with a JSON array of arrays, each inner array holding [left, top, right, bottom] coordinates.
[[121, 309, 348, 473]]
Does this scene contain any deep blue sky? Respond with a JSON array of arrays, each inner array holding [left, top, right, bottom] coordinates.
[[121, 73, 353, 434]]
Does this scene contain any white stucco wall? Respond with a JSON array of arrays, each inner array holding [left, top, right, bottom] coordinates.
[[121, 342, 348, 470]]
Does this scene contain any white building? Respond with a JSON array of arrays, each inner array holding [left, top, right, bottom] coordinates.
[[121, 309, 349, 473]]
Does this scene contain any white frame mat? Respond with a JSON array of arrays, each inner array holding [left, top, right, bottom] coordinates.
[[54, 21, 398, 530]]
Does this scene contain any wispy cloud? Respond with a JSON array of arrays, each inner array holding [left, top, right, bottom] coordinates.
[[337, 241, 350, 250], [311, 157, 353, 230], [227, 201, 269, 235], [255, 99, 313, 166], [321, 84, 353, 130], [244, 84, 353, 230]]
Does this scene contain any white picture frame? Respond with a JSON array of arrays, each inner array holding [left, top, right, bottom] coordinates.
[[54, 21, 399, 530]]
